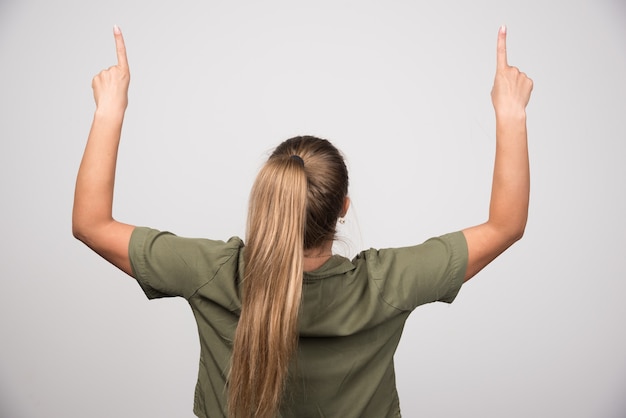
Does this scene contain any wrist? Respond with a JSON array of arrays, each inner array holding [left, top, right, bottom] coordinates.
[[94, 106, 126, 122], [495, 110, 527, 125]]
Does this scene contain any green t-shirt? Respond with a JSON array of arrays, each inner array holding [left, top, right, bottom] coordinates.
[[129, 227, 468, 418]]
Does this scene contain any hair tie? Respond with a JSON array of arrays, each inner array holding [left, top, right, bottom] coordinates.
[[290, 155, 304, 166]]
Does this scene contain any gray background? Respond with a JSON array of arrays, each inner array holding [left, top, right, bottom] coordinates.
[[1, 0, 625, 417]]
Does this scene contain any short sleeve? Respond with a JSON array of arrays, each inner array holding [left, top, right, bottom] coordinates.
[[365, 231, 468, 311], [129, 227, 244, 300]]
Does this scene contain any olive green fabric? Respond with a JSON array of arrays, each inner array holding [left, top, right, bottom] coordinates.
[[129, 227, 468, 418]]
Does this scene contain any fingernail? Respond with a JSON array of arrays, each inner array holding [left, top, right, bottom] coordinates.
[[500, 25, 507, 34], [113, 24, 121, 35]]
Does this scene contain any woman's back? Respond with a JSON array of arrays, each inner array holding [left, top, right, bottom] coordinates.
[[129, 227, 467, 417]]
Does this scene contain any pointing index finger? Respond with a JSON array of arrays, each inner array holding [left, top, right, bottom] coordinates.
[[113, 25, 128, 69], [497, 25, 508, 69]]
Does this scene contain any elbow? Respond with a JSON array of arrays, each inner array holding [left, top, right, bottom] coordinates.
[[511, 227, 525, 243], [72, 214, 120, 249], [72, 227, 84, 242], [515, 216, 528, 241], [488, 218, 527, 248], [72, 204, 84, 241], [507, 221, 527, 245], [72, 212, 95, 245], [72, 219, 88, 243], [72, 206, 105, 244], [72, 212, 81, 240]]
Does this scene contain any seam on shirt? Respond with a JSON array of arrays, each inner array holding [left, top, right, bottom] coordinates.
[[440, 231, 468, 303], [130, 227, 165, 299], [187, 241, 241, 301], [365, 250, 407, 314], [367, 233, 466, 312]]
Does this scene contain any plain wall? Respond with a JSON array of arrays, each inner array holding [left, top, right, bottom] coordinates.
[[1, 0, 625, 416]]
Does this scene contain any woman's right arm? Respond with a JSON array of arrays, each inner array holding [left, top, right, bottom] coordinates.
[[462, 26, 534, 282], [72, 26, 135, 277]]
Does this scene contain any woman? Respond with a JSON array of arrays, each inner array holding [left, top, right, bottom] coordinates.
[[73, 25, 532, 418]]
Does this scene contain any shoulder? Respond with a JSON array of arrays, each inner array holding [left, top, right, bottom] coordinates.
[[130, 227, 243, 260], [129, 227, 244, 299], [355, 231, 468, 310]]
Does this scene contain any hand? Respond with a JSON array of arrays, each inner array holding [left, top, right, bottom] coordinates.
[[92, 25, 130, 113], [491, 26, 533, 119]]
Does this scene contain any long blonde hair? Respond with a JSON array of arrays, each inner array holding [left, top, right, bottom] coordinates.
[[228, 136, 349, 418]]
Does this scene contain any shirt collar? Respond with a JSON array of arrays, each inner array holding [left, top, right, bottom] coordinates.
[[303, 255, 356, 280]]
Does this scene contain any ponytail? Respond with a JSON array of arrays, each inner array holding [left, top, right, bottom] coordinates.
[[228, 136, 348, 418], [229, 156, 307, 418]]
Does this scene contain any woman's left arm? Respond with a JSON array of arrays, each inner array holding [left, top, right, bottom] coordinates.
[[72, 26, 135, 277]]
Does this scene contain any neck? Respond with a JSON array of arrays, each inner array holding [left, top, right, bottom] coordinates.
[[303, 241, 333, 272]]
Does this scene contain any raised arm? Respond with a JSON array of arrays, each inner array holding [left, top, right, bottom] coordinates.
[[462, 26, 533, 281], [72, 26, 135, 276]]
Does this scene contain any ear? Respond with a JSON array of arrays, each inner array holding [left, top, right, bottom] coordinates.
[[340, 197, 351, 217]]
